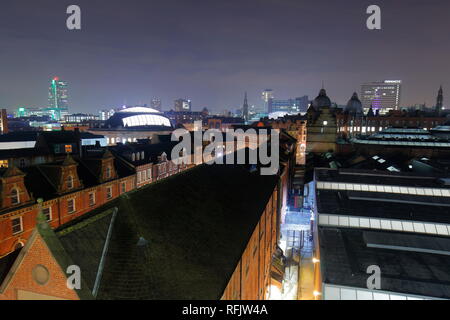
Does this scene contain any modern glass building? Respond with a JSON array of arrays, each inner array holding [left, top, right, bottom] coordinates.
[[360, 80, 402, 114], [271, 96, 309, 114], [48, 77, 69, 120]]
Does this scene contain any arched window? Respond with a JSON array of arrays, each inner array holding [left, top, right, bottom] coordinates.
[[11, 189, 20, 205], [67, 176, 74, 189], [131, 153, 136, 161]]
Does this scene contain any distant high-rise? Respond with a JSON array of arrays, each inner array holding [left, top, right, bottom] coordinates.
[[48, 77, 69, 120], [151, 98, 162, 111], [262, 89, 274, 113], [0, 109, 8, 134], [360, 80, 401, 114], [243, 92, 249, 122], [271, 96, 309, 114], [174, 99, 192, 112], [436, 86, 444, 114]]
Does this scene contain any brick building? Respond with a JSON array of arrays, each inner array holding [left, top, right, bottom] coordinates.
[[0, 161, 282, 300]]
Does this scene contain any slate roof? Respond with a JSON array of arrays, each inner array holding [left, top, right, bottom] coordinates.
[[54, 162, 279, 299]]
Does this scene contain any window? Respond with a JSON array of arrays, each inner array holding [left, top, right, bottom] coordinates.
[[12, 217, 23, 234], [106, 186, 112, 199], [137, 172, 141, 183], [106, 166, 112, 179], [147, 169, 152, 181], [43, 207, 52, 221], [65, 145, 73, 153], [142, 170, 146, 181], [89, 192, 95, 206], [19, 158, 25, 168], [121, 182, 126, 193], [67, 176, 74, 189], [11, 189, 20, 205], [67, 199, 75, 213], [0, 160, 8, 168]]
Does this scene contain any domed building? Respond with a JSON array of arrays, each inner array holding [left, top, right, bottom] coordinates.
[[345, 92, 363, 116], [311, 88, 332, 110], [89, 107, 174, 145], [105, 107, 172, 130], [306, 88, 338, 154]]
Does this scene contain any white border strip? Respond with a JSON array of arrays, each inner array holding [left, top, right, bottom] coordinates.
[[318, 213, 450, 237], [322, 283, 445, 300], [316, 181, 450, 198]]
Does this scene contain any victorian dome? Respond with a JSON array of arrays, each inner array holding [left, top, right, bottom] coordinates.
[[345, 92, 363, 115], [312, 88, 332, 109]]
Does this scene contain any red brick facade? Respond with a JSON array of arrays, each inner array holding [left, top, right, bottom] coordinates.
[[0, 155, 190, 258], [221, 189, 278, 300], [0, 231, 80, 300]]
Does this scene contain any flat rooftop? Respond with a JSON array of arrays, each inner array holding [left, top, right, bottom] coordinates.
[[317, 189, 450, 224], [315, 168, 450, 188], [319, 227, 450, 299]]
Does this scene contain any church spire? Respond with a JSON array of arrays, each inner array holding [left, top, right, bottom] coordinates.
[[243, 92, 249, 122], [436, 85, 444, 115]]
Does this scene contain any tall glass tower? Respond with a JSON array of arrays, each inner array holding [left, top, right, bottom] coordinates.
[[48, 77, 69, 120]]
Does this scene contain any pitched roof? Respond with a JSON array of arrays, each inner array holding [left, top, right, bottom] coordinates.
[[54, 162, 279, 299]]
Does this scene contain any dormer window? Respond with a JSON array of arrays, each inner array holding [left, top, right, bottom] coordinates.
[[11, 189, 20, 205], [132, 153, 136, 161], [136, 152, 140, 161], [106, 166, 112, 179], [141, 151, 144, 159], [67, 175, 74, 189]]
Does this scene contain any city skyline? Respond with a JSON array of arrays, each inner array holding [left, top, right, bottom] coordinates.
[[1, 0, 450, 113]]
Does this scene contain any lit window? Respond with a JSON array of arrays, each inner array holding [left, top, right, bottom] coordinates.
[[12, 217, 23, 234], [68, 199, 76, 213], [65, 145, 73, 153], [0, 160, 8, 168], [121, 182, 126, 193], [11, 189, 20, 205]]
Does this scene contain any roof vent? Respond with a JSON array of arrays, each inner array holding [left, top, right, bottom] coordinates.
[[137, 236, 149, 247]]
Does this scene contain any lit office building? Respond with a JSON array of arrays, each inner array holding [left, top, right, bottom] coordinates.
[[262, 89, 274, 113], [99, 109, 116, 121], [48, 77, 69, 120], [360, 80, 402, 114], [271, 96, 309, 114], [151, 98, 162, 111], [174, 99, 192, 112]]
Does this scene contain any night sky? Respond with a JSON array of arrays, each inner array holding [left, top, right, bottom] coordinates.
[[1, 0, 449, 113]]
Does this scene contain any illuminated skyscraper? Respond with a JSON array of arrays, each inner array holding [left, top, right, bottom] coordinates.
[[360, 80, 401, 114], [48, 77, 69, 120], [262, 89, 274, 113]]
